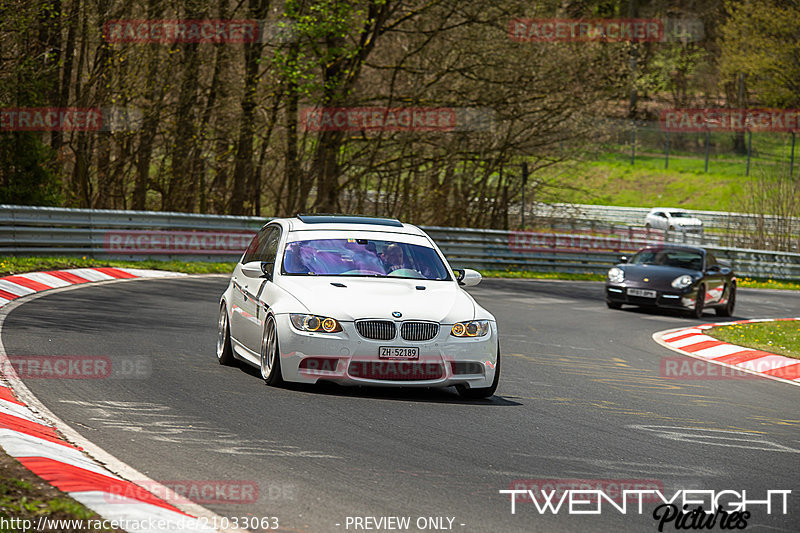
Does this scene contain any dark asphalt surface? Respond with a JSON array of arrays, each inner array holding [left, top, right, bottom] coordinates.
[[3, 276, 799, 533]]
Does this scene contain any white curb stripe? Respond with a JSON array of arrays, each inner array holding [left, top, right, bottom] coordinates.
[[63, 268, 116, 281], [691, 343, 751, 359], [0, 429, 112, 477], [14, 272, 71, 289], [70, 492, 217, 532], [667, 334, 716, 348], [0, 280, 36, 296]]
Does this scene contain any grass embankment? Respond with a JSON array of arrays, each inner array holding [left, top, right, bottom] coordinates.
[[0, 449, 122, 532], [707, 321, 800, 360]]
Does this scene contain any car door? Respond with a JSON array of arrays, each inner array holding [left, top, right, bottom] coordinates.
[[229, 231, 262, 349], [703, 252, 726, 304], [239, 225, 282, 352]]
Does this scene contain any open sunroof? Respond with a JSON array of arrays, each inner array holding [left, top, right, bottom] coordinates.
[[296, 214, 404, 227]]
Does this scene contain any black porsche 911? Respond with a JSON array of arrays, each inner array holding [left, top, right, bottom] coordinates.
[[605, 245, 736, 318]]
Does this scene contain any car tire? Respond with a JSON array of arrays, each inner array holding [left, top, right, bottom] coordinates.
[[687, 285, 705, 319], [217, 303, 235, 366], [716, 283, 736, 317], [456, 347, 500, 400], [260, 315, 284, 386], [606, 300, 622, 310]]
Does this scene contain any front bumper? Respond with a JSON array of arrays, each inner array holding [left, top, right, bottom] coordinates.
[[606, 284, 697, 309], [274, 314, 499, 389]]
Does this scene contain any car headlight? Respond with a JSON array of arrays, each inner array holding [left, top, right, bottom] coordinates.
[[607, 267, 624, 284], [671, 275, 694, 289], [290, 314, 342, 333], [451, 320, 489, 337]]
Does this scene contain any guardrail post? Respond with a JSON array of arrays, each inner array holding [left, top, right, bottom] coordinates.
[[746, 129, 752, 177]]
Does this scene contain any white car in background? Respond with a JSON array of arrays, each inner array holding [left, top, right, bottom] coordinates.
[[217, 215, 500, 399], [644, 208, 703, 233]]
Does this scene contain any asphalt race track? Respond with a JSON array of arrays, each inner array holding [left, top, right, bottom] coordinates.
[[3, 276, 799, 533]]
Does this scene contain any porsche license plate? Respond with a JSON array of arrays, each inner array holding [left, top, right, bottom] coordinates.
[[379, 347, 419, 359], [628, 288, 657, 298]]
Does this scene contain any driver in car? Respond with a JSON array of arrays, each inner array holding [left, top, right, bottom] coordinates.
[[382, 243, 407, 272]]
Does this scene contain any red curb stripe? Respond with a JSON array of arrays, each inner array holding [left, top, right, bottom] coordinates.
[[93, 267, 137, 279], [714, 350, 775, 365], [682, 340, 726, 353], [763, 363, 800, 380], [45, 270, 91, 284], [0, 412, 71, 447], [17, 457, 187, 514], [1, 275, 52, 292], [0, 289, 19, 301], [0, 386, 24, 406], [663, 332, 703, 343]]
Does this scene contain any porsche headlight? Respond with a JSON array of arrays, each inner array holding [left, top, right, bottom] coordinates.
[[451, 320, 489, 337], [290, 314, 342, 333], [671, 275, 693, 289], [607, 267, 625, 284]]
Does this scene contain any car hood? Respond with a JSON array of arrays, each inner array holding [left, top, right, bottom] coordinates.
[[276, 275, 476, 323], [619, 264, 700, 286]]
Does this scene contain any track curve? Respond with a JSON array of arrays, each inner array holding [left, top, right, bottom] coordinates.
[[3, 276, 799, 532]]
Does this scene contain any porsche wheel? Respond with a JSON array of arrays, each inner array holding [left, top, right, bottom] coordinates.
[[688, 285, 705, 319], [716, 283, 736, 317], [217, 303, 235, 366], [260, 315, 284, 386]]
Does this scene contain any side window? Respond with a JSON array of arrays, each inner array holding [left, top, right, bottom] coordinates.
[[241, 232, 261, 264], [706, 252, 718, 268], [257, 226, 281, 264]]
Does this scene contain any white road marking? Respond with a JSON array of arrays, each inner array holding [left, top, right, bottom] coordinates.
[[629, 425, 800, 453]]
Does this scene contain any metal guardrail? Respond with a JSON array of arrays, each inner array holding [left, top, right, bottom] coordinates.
[[533, 202, 800, 234], [2, 204, 800, 280]]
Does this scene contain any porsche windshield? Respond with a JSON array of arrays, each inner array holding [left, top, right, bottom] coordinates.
[[282, 238, 451, 280], [630, 249, 703, 270]]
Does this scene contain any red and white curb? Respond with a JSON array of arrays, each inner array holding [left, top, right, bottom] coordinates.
[[654, 318, 800, 387], [0, 268, 237, 532]]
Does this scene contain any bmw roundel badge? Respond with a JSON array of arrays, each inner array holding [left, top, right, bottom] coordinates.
[[392, 311, 402, 318]]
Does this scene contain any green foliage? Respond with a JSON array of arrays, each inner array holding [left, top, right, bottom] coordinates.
[[0, 133, 62, 206], [719, 0, 800, 107]]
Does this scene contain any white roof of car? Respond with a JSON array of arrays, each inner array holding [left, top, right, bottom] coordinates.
[[278, 215, 427, 236]]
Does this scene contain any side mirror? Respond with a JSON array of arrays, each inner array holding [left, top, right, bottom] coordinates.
[[454, 268, 481, 287], [706, 264, 721, 273], [242, 261, 273, 280], [619, 255, 628, 264]]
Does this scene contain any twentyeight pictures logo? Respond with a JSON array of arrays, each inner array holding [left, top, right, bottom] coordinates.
[[500, 486, 791, 531]]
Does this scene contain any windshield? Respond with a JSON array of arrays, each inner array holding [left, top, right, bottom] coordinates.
[[630, 249, 703, 270], [282, 238, 451, 280]]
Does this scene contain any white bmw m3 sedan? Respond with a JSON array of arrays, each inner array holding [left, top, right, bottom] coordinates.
[[217, 215, 500, 399]]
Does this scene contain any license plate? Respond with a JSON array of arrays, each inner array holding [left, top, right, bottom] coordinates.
[[628, 288, 657, 298], [379, 347, 419, 359]]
